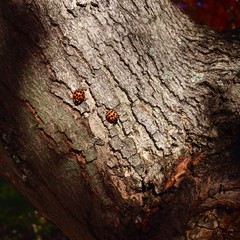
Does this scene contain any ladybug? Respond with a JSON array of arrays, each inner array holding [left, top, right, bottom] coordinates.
[[73, 88, 85, 105], [106, 109, 119, 124]]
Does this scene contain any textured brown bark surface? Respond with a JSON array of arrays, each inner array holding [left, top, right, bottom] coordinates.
[[0, 0, 239, 239]]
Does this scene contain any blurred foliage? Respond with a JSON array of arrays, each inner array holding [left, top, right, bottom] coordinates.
[[0, 178, 68, 240], [172, 0, 240, 30]]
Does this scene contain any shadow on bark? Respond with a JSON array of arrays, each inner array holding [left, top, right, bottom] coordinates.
[[0, 0, 47, 166], [138, 72, 240, 240]]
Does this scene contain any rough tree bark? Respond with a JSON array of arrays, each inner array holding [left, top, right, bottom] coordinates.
[[0, 0, 239, 239]]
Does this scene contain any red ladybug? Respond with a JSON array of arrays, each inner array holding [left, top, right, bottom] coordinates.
[[73, 89, 85, 105], [106, 109, 119, 124]]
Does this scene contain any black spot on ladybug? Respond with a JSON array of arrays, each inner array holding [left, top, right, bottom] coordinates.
[[236, 70, 240, 78]]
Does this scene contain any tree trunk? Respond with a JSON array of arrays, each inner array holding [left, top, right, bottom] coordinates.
[[0, 0, 239, 239]]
